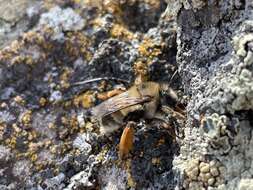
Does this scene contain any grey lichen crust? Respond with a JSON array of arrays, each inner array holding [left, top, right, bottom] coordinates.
[[0, 0, 252, 189], [172, 0, 253, 189]]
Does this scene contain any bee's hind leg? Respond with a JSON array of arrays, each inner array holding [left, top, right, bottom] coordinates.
[[119, 122, 135, 160], [150, 111, 177, 140], [160, 105, 186, 139]]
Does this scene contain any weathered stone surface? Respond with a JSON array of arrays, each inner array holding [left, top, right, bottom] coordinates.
[[0, 0, 252, 189], [0, 0, 39, 48]]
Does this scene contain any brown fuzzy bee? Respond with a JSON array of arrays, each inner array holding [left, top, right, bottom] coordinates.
[[89, 81, 179, 158], [72, 63, 183, 159]]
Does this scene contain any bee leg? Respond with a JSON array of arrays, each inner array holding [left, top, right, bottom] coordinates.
[[99, 120, 122, 135], [160, 106, 185, 139], [151, 112, 177, 140], [161, 105, 186, 120], [119, 122, 135, 160]]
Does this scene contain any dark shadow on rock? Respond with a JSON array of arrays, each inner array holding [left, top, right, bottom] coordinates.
[[131, 126, 180, 189]]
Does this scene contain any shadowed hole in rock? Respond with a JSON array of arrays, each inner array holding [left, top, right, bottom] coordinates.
[[131, 126, 179, 189], [120, 0, 167, 33]]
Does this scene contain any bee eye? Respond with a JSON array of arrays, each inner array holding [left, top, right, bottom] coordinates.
[[161, 90, 167, 96]]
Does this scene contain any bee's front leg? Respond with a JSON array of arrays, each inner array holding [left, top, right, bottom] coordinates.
[[151, 106, 186, 139], [152, 111, 177, 140]]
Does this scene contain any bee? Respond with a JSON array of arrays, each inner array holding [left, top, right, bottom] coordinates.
[[87, 80, 180, 158], [71, 64, 183, 159]]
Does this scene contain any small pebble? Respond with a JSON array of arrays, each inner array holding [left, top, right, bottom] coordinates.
[[202, 173, 211, 182], [210, 167, 219, 177], [208, 177, 215, 186], [200, 163, 210, 173]]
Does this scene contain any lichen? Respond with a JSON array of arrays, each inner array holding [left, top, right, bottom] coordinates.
[[1, 0, 252, 189], [38, 6, 85, 32]]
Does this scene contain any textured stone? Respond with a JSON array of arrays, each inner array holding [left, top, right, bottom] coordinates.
[[0, 0, 252, 189]]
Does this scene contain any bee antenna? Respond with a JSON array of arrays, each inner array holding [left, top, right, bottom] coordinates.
[[168, 70, 178, 85], [71, 77, 130, 87]]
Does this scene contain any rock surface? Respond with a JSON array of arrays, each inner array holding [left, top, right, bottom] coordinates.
[[0, 0, 252, 189]]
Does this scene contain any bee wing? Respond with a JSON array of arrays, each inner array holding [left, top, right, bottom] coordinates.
[[91, 91, 152, 118]]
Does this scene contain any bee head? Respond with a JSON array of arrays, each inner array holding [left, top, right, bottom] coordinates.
[[160, 83, 178, 107]]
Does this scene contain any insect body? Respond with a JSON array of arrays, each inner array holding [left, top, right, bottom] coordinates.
[[88, 80, 180, 159], [91, 81, 161, 134], [71, 64, 181, 159]]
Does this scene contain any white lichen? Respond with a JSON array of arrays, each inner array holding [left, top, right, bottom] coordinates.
[[39, 6, 85, 33]]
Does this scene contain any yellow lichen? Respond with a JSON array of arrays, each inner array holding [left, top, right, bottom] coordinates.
[[31, 153, 38, 162], [96, 146, 109, 163], [111, 24, 135, 41], [39, 97, 47, 107], [60, 67, 72, 89], [65, 32, 93, 61], [73, 91, 95, 108], [151, 157, 161, 165], [138, 37, 164, 62], [126, 159, 136, 188], [12, 124, 22, 134], [21, 110, 32, 127], [0, 122, 6, 140], [44, 139, 52, 148], [14, 95, 25, 105], [103, 0, 122, 15], [48, 122, 56, 129], [1, 29, 54, 66], [83, 122, 95, 133], [50, 145, 57, 154]]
